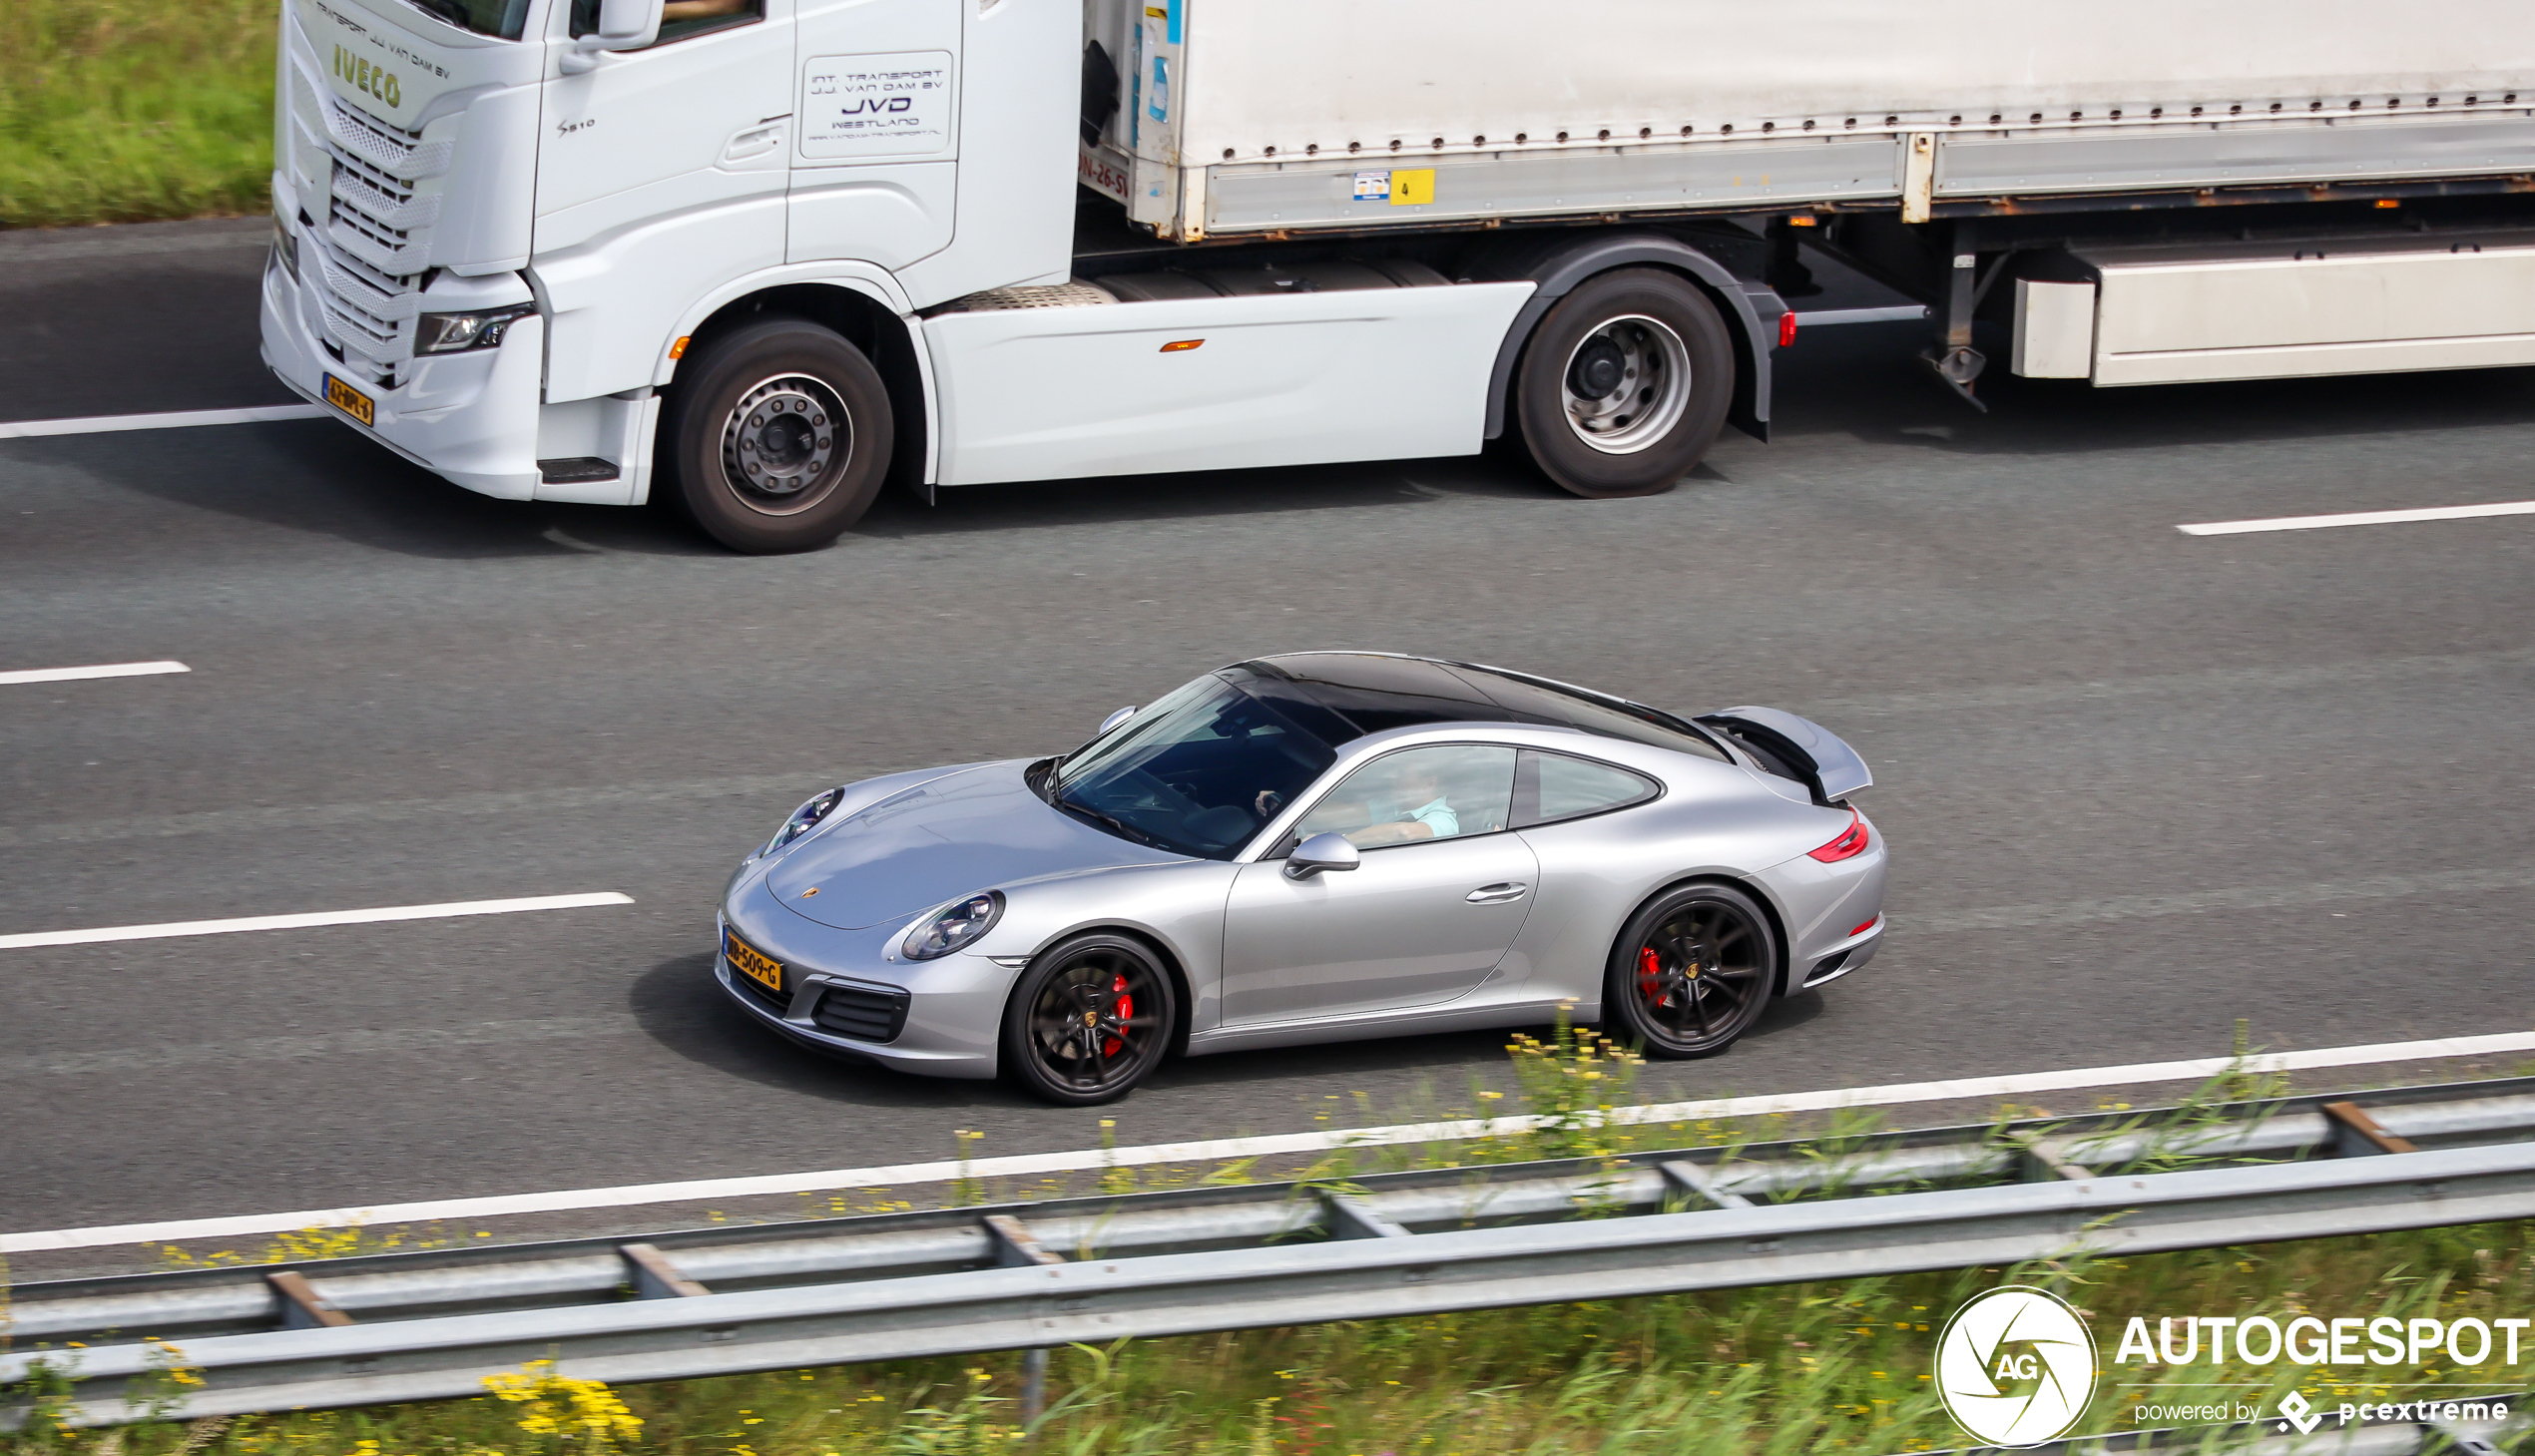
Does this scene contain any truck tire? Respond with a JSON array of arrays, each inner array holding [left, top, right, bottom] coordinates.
[[1511, 267, 1734, 499], [660, 318, 893, 553]]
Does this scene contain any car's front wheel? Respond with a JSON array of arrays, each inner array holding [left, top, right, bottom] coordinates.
[[659, 317, 892, 554], [1605, 882, 1776, 1058], [1000, 933, 1178, 1105]]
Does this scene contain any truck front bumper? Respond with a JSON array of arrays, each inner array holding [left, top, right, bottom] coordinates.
[[258, 244, 544, 501]]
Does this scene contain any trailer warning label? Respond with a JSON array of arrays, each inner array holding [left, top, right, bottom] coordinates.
[[800, 51, 952, 159]]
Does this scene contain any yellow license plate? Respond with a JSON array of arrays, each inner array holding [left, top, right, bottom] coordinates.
[[725, 929, 783, 996], [321, 372, 375, 427]]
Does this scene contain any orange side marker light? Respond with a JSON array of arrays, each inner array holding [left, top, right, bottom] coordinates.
[[1160, 338, 1204, 352], [670, 335, 692, 359]]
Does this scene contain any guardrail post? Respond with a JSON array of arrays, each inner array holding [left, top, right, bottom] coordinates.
[[264, 1270, 352, 1329], [1658, 1160, 1754, 1210], [619, 1242, 712, 1299], [2323, 1101, 2419, 1157], [2007, 1133, 2096, 1183], [1323, 1194, 1416, 1239], [984, 1214, 1064, 1431]]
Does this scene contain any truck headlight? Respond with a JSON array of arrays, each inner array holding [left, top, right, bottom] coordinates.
[[415, 304, 534, 354], [902, 892, 1003, 960], [270, 216, 300, 283]]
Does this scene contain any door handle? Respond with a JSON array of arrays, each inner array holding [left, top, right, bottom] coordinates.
[[1466, 882, 1528, 904], [722, 124, 784, 163]]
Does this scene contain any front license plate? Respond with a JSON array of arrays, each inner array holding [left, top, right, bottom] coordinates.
[[725, 929, 784, 996], [321, 372, 375, 427]]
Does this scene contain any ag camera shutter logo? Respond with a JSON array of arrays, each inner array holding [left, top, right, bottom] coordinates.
[[1935, 1286, 2098, 1447]]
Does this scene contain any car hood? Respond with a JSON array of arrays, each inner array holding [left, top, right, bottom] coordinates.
[[764, 759, 1182, 930]]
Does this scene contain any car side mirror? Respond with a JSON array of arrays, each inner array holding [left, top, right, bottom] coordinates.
[[562, 0, 663, 72], [1095, 705, 1138, 737], [1284, 831, 1360, 880]]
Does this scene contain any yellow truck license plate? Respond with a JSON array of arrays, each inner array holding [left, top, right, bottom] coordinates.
[[725, 930, 783, 995], [321, 372, 375, 427]]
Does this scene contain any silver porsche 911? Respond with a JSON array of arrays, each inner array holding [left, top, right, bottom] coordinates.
[[715, 652, 1885, 1105]]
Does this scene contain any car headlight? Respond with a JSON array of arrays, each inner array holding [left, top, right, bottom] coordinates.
[[902, 891, 1003, 960], [415, 303, 535, 354], [764, 787, 845, 854]]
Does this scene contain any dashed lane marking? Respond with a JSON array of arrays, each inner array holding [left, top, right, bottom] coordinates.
[[0, 660, 190, 687], [2180, 500, 2535, 536], [0, 892, 635, 951], [7, 1028, 2532, 1254]]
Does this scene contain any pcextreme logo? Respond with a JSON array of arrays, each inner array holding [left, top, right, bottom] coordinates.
[[1934, 1286, 2099, 1447]]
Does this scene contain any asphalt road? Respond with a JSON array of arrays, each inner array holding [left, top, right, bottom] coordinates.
[[3, 221, 2530, 1261]]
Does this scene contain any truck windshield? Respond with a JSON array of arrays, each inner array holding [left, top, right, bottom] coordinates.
[[400, 0, 532, 40], [1048, 676, 1337, 859]]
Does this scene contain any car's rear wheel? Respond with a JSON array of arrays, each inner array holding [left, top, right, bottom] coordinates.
[[1605, 882, 1776, 1058], [1511, 267, 1735, 498], [1001, 933, 1177, 1105], [659, 317, 892, 554]]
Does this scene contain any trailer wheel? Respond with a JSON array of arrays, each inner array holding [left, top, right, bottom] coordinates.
[[660, 318, 893, 553], [1511, 268, 1733, 499]]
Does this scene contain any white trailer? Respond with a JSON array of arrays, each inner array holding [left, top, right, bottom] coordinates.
[[259, 0, 2535, 550]]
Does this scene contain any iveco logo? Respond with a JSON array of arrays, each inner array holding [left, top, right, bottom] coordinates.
[[334, 44, 402, 108], [1935, 1286, 2098, 1447]]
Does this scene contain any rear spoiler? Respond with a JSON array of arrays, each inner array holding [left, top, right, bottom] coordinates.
[[1694, 707, 1872, 805]]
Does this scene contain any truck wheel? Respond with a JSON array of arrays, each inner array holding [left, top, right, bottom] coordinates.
[[660, 318, 893, 553], [1511, 268, 1734, 499]]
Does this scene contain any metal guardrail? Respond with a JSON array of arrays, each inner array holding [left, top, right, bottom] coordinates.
[[7, 1077, 2534, 1430]]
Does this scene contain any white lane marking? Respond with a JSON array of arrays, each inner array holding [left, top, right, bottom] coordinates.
[[0, 1015, 641, 1078], [0, 660, 191, 687], [0, 404, 324, 440], [2179, 500, 2535, 536], [7, 1027, 2529, 1254], [0, 892, 635, 951]]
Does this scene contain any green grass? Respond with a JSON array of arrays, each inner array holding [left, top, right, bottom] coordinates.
[[0, 0, 274, 228]]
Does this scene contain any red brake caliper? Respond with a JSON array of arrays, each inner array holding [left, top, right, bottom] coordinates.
[[1638, 946, 1668, 1006], [1105, 972, 1132, 1058]]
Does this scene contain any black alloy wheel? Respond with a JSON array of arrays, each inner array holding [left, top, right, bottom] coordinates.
[[659, 317, 892, 554], [1511, 266, 1735, 499], [1001, 933, 1178, 1105], [1605, 882, 1777, 1058]]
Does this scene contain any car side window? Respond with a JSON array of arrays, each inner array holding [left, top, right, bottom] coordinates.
[[1290, 743, 1516, 851], [572, 0, 761, 44], [1513, 749, 1660, 828]]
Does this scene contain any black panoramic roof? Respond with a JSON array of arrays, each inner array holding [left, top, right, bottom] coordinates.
[[1228, 652, 1729, 761]]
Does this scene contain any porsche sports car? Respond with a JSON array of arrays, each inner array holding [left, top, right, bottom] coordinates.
[[716, 652, 1884, 1105]]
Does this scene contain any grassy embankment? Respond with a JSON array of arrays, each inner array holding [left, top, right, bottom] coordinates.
[[0, 0, 274, 228], [7, 1031, 2532, 1455]]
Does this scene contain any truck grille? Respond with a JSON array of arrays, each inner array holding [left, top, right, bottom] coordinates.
[[811, 983, 912, 1044], [289, 68, 451, 379]]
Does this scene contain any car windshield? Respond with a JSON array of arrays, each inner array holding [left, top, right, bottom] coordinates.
[[1050, 675, 1337, 859], [399, 0, 532, 40]]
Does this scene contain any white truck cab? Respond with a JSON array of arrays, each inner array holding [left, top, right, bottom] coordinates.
[[264, 0, 2535, 551]]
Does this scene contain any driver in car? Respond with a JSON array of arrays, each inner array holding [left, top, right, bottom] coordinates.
[[1341, 759, 1459, 848]]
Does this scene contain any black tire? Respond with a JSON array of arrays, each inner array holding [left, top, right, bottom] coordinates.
[[658, 317, 892, 553], [1511, 267, 1735, 499], [1000, 933, 1179, 1106], [1605, 881, 1777, 1059]]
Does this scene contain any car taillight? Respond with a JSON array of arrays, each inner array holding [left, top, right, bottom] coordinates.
[[1808, 810, 1869, 863]]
